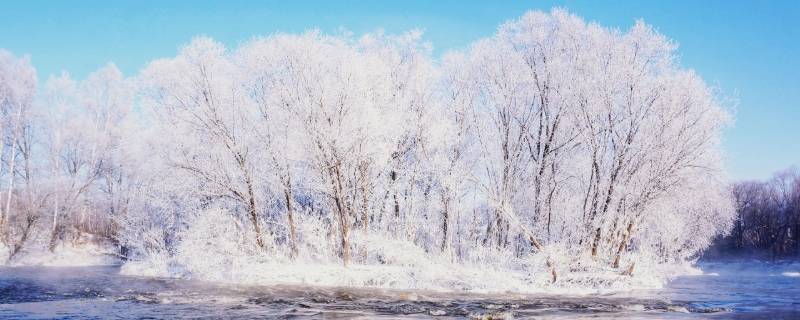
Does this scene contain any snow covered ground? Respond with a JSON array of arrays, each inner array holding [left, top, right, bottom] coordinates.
[[120, 260, 668, 295], [1, 241, 119, 267], [118, 244, 698, 295]]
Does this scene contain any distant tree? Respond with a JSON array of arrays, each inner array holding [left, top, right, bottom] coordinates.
[[0, 50, 37, 262], [720, 168, 800, 259]]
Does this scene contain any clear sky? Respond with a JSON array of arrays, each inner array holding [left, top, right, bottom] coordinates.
[[1, 1, 797, 181]]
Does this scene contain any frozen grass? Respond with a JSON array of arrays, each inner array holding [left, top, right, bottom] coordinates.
[[119, 232, 698, 295], [116, 212, 703, 294], [119, 255, 692, 295]]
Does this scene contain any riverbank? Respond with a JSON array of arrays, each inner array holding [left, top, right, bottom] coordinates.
[[3, 261, 799, 319], [118, 252, 699, 295], [0, 238, 119, 267]]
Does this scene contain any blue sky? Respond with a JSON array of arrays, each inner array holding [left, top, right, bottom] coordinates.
[[1, 1, 797, 180]]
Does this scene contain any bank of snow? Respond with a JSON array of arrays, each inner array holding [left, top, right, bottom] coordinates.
[[1, 237, 120, 267], [120, 232, 697, 294], [121, 257, 695, 295]]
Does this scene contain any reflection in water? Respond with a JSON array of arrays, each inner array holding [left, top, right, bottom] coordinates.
[[1, 262, 799, 319]]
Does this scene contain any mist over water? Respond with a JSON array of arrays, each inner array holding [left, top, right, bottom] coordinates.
[[1, 262, 798, 319]]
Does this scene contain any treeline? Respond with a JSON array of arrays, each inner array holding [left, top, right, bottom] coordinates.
[[0, 55, 127, 261], [709, 169, 800, 259], [0, 10, 736, 280]]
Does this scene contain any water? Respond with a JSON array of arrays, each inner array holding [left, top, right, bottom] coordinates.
[[1, 262, 798, 319]]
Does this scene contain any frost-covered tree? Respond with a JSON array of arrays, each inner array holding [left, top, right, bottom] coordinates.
[[0, 50, 38, 261], [42, 65, 133, 251], [140, 37, 274, 251], [236, 32, 431, 265], [0, 9, 738, 289], [442, 9, 733, 277]]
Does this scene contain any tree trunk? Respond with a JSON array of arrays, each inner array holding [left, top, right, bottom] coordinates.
[[4, 135, 19, 227], [49, 203, 61, 252], [527, 234, 557, 283], [245, 175, 265, 249], [361, 180, 369, 232], [441, 194, 450, 253], [612, 222, 634, 268], [590, 227, 601, 257], [284, 183, 298, 258], [330, 164, 350, 266], [622, 262, 636, 276], [49, 154, 61, 252], [234, 153, 265, 250], [8, 215, 35, 262]]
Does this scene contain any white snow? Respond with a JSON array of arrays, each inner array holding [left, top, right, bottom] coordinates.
[[2, 239, 119, 267], [119, 238, 698, 295]]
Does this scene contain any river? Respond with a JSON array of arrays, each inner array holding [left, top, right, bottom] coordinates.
[[1, 261, 798, 319]]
